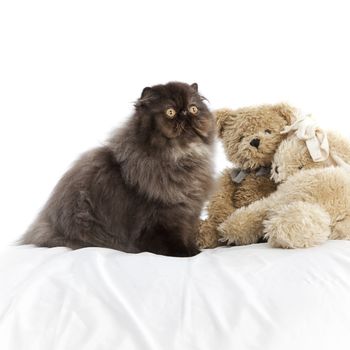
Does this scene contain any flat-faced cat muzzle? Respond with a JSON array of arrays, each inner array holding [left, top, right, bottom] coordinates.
[[179, 110, 188, 117]]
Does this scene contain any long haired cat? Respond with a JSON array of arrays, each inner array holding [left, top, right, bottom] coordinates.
[[20, 82, 215, 257]]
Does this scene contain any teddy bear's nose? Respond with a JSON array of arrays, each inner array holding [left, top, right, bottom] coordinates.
[[275, 166, 279, 174], [250, 138, 260, 148]]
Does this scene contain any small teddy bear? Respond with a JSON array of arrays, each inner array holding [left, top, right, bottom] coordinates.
[[218, 116, 350, 249], [197, 103, 296, 249]]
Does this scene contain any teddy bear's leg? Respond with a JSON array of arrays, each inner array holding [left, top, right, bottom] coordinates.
[[331, 216, 350, 240], [197, 169, 237, 249], [218, 199, 269, 246], [197, 220, 222, 249], [264, 201, 331, 248]]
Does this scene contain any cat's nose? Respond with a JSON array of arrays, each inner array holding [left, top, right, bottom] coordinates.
[[250, 138, 260, 148], [181, 110, 188, 116]]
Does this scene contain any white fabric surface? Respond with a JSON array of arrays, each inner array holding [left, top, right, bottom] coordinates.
[[1, 242, 350, 350]]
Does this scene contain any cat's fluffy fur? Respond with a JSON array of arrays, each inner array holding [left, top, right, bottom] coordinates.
[[20, 82, 215, 256]]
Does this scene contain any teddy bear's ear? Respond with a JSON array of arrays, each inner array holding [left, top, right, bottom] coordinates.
[[274, 103, 297, 125], [214, 109, 236, 138]]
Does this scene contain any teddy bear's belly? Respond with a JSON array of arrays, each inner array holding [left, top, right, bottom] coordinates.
[[232, 174, 277, 208]]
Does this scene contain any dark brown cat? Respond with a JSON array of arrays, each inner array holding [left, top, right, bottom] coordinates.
[[20, 82, 216, 257]]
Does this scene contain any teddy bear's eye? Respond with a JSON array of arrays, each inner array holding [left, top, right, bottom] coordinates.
[[239, 136, 244, 142], [298, 165, 304, 170], [265, 129, 272, 134]]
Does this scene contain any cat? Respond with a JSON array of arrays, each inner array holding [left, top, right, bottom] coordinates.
[[20, 82, 216, 257]]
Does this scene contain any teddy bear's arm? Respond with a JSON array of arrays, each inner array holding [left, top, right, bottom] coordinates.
[[197, 168, 237, 248], [234, 174, 276, 207], [218, 197, 270, 246], [331, 216, 350, 240]]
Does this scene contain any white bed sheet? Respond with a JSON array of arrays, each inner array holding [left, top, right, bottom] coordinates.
[[1, 241, 350, 350]]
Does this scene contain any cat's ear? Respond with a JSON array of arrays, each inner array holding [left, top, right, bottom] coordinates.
[[140, 87, 153, 99], [135, 87, 155, 108], [191, 83, 198, 92]]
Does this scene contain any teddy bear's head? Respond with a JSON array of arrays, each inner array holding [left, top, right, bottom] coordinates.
[[215, 103, 296, 170], [271, 131, 350, 183]]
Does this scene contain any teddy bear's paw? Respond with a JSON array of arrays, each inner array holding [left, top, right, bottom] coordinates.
[[197, 234, 219, 249], [218, 219, 257, 246], [331, 216, 350, 240], [218, 205, 267, 246], [217, 226, 235, 245], [264, 202, 331, 249]]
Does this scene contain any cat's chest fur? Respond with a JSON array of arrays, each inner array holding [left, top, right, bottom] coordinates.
[[121, 141, 214, 206], [170, 142, 214, 185], [168, 142, 214, 201], [171, 142, 212, 162]]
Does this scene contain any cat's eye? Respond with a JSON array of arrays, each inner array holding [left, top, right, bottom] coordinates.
[[189, 105, 199, 115], [166, 108, 177, 118], [265, 129, 272, 134]]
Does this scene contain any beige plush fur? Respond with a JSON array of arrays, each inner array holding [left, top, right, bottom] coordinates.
[[218, 131, 350, 248], [197, 103, 296, 248], [265, 202, 331, 248]]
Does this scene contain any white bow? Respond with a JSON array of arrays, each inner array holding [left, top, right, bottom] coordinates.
[[281, 114, 330, 162]]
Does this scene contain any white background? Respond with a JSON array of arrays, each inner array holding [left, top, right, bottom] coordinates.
[[0, 0, 349, 248]]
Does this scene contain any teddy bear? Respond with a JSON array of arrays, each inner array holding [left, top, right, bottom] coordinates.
[[218, 116, 350, 249], [196, 103, 297, 249]]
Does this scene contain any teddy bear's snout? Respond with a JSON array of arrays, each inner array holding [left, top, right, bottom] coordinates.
[[250, 138, 260, 148]]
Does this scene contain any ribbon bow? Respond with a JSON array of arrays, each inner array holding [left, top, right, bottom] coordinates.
[[281, 114, 329, 162]]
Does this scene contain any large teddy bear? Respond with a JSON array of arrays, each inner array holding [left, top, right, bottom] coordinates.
[[197, 103, 296, 249], [218, 116, 350, 248]]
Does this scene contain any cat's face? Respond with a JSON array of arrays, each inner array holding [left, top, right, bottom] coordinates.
[[135, 82, 215, 145]]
